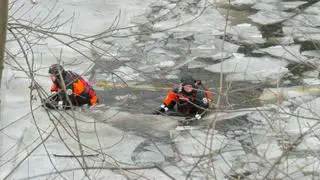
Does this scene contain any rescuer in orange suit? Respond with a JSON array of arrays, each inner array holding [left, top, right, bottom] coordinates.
[[43, 64, 98, 110], [157, 75, 213, 121]]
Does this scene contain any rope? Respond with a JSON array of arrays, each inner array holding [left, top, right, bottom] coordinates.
[[89, 81, 218, 93]]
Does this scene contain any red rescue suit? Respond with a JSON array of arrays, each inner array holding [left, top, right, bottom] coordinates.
[[50, 71, 98, 107]]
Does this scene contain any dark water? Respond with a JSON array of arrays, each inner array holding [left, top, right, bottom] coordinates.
[[94, 67, 263, 114]]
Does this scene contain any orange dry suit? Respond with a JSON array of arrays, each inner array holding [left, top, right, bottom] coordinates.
[[50, 71, 98, 107]]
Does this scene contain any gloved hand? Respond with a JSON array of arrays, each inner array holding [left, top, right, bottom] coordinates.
[[57, 101, 63, 110], [42, 100, 58, 109], [159, 104, 169, 113], [202, 97, 208, 105], [154, 104, 169, 115], [195, 113, 202, 120], [66, 89, 73, 95]]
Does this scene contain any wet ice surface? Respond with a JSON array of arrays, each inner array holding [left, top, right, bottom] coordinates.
[[2, 0, 320, 179], [204, 53, 289, 82]]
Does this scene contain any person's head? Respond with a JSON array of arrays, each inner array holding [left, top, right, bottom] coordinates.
[[180, 75, 195, 93], [48, 64, 65, 82]]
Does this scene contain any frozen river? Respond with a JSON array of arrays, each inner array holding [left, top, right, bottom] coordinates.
[[1, 0, 320, 179]]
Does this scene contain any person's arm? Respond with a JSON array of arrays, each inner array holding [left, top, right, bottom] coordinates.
[[43, 83, 61, 109], [156, 90, 178, 114], [193, 90, 209, 120], [56, 74, 75, 106], [50, 83, 58, 92], [195, 91, 208, 107], [195, 81, 215, 109], [163, 91, 178, 109]]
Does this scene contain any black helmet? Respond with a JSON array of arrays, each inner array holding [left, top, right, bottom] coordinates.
[[180, 75, 195, 86], [48, 64, 64, 76]]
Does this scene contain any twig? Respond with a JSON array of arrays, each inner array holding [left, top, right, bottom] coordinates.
[[53, 154, 99, 158]]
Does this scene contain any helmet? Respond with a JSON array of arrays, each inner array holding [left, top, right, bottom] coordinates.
[[180, 75, 195, 86], [48, 64, 64, 76]]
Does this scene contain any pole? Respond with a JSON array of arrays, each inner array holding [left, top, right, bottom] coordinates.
[[0, 0, 8, 84]]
